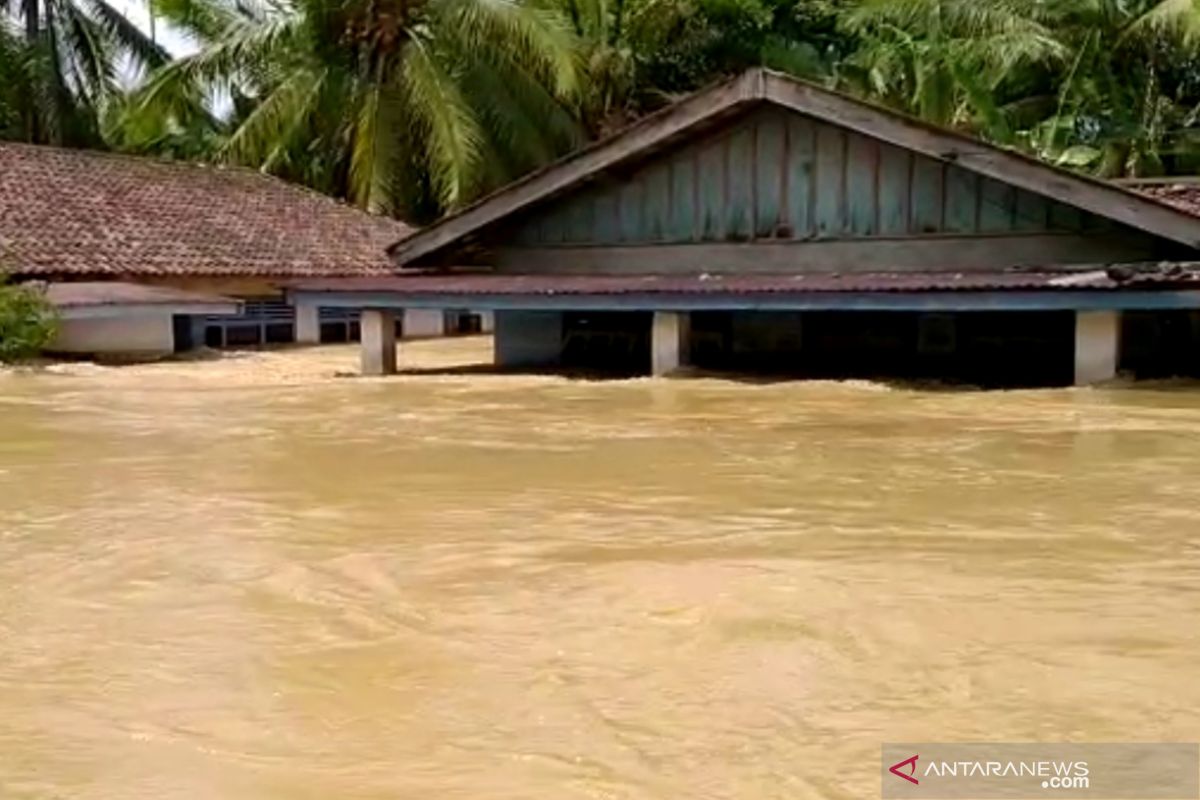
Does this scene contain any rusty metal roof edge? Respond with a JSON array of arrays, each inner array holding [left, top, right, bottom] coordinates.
[[285, 268, 1200, 297]]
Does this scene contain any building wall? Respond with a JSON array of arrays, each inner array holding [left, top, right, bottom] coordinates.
[[42, 275, 494, 351], [492, 107, 1165, 274], [509, 108, 1159, 249], [404, 308, 446, 338], [140, 276, 283, 297], [51, 315, 175, 357]]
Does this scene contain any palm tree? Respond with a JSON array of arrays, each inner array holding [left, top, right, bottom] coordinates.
[[545, 0, 846, 137], [0, 0, 168, 145], [129, 0, 583, 220], [0, 20, 26, 138], [840, 0, 1200, 176], [839, 0, 1066, 138], [1027, 0, 1200, 176]]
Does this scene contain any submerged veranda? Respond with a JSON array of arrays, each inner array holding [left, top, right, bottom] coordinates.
[[291, 69, 1200, 387]]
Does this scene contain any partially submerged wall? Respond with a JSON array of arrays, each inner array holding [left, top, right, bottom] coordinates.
[[51, 315, 175, 359]]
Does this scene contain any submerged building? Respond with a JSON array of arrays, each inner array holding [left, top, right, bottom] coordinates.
[[0, 142, 487, 358], [291, 69, 1200, 387]]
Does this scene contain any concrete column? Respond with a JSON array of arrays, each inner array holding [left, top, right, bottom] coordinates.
[[360, 309, 397, 376], [403, 308, 445, 339], [190, 317, 210, 349], [651, 311, 689, 376], [1074, 310, 1120, 386], [295, 302, 321, 344], [478, 311, 495, 334], [494, 311, 563, 368]]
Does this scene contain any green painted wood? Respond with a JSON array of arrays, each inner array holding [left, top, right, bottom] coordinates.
[[814, 123, 845, 236], [1014, 188, 1048, 232], [642, 162, 671, 242], [1049, 201, 1084, 232], [593, 188, 621, 244], [566, 193, 593, 242], [1082, 210, 1117, 232], [878, 144, 910, 235], [497, 104, 1170, 257], [785, 115, 815, 237], [846, 133, 878, 235], [910, 155, 944, 233], [618, 179, 643, 242], [669, 154, 697, 242], [944, 165, 979, 233], [755, 112, 785, 237], [726, 125, 754, 240], [514, 215, 541, 245], [698, 137, 726, 241], [978, 177, 1016, 233], [543, 203, 574, 244]]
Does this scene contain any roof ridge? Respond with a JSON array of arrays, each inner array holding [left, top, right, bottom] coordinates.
[[0, 139, 409, 231], [0, 138, 248, 175], [0, 139, 413, 277]]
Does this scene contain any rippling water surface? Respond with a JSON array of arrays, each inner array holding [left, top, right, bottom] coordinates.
[[2, 339, 1200, 799]]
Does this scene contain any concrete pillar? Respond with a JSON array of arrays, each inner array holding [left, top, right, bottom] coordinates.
[[479, 311, 495, 334], [295, 302, 321, 344], [360, 309, 397, 376], [403, 308, 445, 339], [190, 317, 210, 349], [1074, 310, 1120, 386], [494, 311, 563, 368], [651, 311, 689, 376]]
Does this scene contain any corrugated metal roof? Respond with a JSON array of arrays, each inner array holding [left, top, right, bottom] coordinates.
[[1126, 183, 1200, 218], [289, 268, 1200, 296]]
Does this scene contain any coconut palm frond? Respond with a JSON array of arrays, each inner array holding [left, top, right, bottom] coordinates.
[[439, 0, 580, 99], [85, 0, 170, 69], [221, 63, 323, 162], [400, 35, 483, 210], [151, 0, 258, 40], [1125, 0, 1200, 47]]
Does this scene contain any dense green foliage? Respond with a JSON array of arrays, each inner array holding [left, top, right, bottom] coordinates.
[[1, 0, 168, 145], [0, 278, 57, 362], [5, 0, 1200, 221], [120, 0, 583, 218]]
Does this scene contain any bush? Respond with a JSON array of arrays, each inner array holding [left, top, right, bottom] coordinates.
[[0, 278, 58, 362]]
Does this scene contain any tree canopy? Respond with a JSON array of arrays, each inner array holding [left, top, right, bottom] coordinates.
[[5, 0, 1200, 222], [0, 276, 56, 362]]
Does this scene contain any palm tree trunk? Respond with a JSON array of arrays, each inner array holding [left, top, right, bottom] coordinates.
[[22, 0, 40, 141], [24, 0, 38, 38]]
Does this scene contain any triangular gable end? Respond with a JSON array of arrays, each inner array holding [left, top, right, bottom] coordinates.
[[506, 106, 1139, 248], [391, 69, 1200, 268]]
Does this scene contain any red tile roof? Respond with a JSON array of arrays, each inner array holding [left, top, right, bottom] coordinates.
[[1126, 182, 1200, 218], [41, 281, 238, 309], [288, 267, 1200, 296], [0, 142, 412, 278]]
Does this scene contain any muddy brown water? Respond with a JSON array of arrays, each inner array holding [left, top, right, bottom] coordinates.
[[2, 338, 1199, 799]]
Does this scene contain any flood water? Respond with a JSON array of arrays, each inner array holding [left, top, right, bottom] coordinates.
[[2, 338, 1200, 799]]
